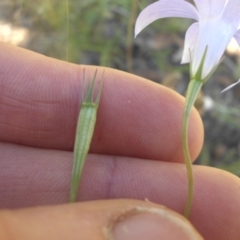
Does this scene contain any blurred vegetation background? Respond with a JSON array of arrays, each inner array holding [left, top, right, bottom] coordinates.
[[1, 0, 240, 175]]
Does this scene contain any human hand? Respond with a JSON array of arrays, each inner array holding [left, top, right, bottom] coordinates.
[[0, 42, 239, 240]]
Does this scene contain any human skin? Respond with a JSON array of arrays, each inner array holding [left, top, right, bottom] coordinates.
[[0, 42, 240, 239]]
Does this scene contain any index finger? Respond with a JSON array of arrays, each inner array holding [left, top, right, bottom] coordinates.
[[0, 43, 203, 162]]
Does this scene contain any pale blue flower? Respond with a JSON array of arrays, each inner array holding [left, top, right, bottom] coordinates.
[[135, 0, 240, 81]]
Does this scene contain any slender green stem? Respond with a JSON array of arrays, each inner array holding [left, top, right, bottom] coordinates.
[[183, 78, 203, 218], [137, 0, 143, 10], [126, 0, 137, 73], [65, 0, 69, 61]]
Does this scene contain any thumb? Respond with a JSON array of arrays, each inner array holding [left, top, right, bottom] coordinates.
[[0, 199, 203, 240]]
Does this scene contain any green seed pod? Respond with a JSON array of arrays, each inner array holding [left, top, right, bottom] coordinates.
[[69, 69, 104, 203]]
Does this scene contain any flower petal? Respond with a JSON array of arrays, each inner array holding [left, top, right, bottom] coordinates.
[[181, 23, 199, 64], [222, 0, 240, 25], [193, 0, 227, 19], [193, 0, 210, 19], [192, 19, 237, 78], [234, 29, 240, 46], [135, 0, 199, 37], [209, 0, 227, 17], [221, 79, 240, 93]]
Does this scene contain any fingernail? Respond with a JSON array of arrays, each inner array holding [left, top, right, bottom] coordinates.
[[109, 207, 202, 240]]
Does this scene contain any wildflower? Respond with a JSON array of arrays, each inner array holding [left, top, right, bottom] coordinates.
[[135, 0, 240, 81], [135, 0, 240, 218]]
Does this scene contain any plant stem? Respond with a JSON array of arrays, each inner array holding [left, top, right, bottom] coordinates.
[[65, 0, 69, 61], [183, 78, 203, 218], [126, 0, 137, 73]]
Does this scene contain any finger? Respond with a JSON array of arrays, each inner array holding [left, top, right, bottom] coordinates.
[[0, 43, 203, 162], [0, 200, 202, 240], [0, 143, 240, 240]]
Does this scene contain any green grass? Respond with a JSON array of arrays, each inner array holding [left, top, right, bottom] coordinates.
[[11, 0, 188, 67]]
